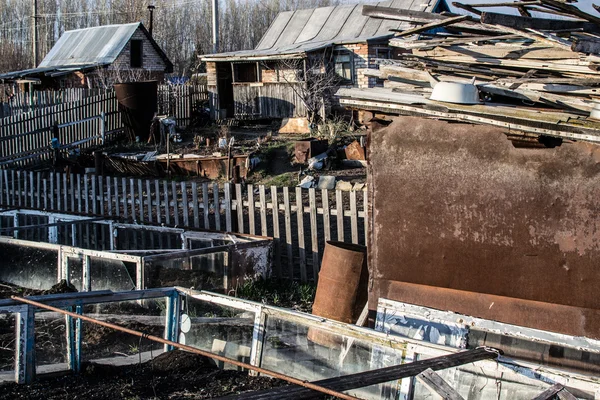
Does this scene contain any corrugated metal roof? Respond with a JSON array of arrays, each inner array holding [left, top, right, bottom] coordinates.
[[202, 0, 440, 61], [39, 23, 140, 68]]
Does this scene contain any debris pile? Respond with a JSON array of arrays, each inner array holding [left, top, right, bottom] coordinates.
[[339, 1, 600, 146]]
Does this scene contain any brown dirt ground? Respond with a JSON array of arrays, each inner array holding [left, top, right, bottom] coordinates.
[[0, 350, 290, 399]]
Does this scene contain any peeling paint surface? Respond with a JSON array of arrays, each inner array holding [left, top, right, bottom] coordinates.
[[367, 117, 600, 330]]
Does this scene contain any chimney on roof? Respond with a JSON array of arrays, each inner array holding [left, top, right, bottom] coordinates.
[[147, 5, 155, 37]]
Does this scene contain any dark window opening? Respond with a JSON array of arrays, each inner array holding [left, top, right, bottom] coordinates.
[[375, 47, 391, 60], [233, 63, 259, 83], [130, 40, 143, 68], [334, 52, 353, 83]]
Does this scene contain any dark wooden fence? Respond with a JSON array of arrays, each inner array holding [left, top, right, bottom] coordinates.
[[0, 170, 367, 282], [0, 88, 111, 118], [0, 92, 122, 168], [157, 83, 209, 127], [0, 84, 209, 168]]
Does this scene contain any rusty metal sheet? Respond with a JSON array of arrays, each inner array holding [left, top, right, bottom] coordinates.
[[345, 140, 366, 161], [367, 116, 600, 336], [294, 139, 329, 164]]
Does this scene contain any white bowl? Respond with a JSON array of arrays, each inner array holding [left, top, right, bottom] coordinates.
[[590, 103, 600, 121], [430, 82, 480, 105]]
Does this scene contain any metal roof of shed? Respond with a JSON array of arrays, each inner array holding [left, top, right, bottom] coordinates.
[[39, 23, 140, 68], [0, 22, 172, 81], [201, 0, 440, 61]]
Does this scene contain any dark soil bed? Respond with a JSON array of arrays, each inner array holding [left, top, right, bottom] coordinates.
[[0, 350, 289, 399]]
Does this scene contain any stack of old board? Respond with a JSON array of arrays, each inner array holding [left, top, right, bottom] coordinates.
[[361, 1, 600, 115], [335, 1, 600, 145]]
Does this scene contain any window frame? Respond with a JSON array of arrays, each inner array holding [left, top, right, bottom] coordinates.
[[333, 51, 354, 84]]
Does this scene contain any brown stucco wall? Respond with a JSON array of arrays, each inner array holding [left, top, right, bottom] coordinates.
[[367, 116, 600, 337]]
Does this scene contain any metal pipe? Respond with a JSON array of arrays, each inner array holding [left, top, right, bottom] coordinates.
[[11, 295, 359, 400], [212, 0, 219, 53], [147, 5, 155, 37]]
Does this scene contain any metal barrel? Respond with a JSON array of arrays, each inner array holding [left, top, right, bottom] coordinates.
[[308, 241, 368, 347], [114, 81, 158, 142]]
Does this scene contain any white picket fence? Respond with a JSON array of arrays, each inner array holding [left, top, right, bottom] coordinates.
[[0, 170, 367, 281]]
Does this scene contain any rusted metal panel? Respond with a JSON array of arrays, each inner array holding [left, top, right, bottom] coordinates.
[[367, 116, 600, 338], [345, 140, 366, 161], [294, 139, 329, 164]]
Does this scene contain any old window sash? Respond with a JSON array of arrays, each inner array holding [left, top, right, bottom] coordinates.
[[232, 62, 260, 83], [333, 51, 354, 84]]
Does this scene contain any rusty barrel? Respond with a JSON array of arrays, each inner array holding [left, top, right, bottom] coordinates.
[[114, 81, 158, 142], [308, 241, 368, 347]]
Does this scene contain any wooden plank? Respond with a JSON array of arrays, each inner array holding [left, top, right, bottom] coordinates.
[[350, 191, 358, 244], [172, 181, 179, 226], [270, 186, 281, 278], [336, 190, 344, 242], [64, 173, 69, 213], [192, 182, 200, 228], [130, 179, 136, 221], [138, 179, 144, 223], [532, 384, 565, 400], [539, 0, 600, 25], [259, 185, 267, 237], [113, 177, 120, 218], [296, 187, 306, 282], [232, 347, 499, 400], [91, 176, 97, 215], [122, 177, 128, 220], [248, 184, 256, 235], [363, 189, 368, 247], [181, 182, 189, 227], [155, 180, 161, 224], [163, 181, 170, 225], [308, 188, 319, 281], [224, 183, 232, 232], [557, 389, 577, 400], [202, 182, 210, 229], [213, 183, 221, 231], [236, 184, 244, 233], [146, 180, 152, 223], [393, 15, 469, 37], [283, 187, 293, 279], [321, 189, 331, 242], [416, 368, 465, 400], [480, 11, 599, 33]]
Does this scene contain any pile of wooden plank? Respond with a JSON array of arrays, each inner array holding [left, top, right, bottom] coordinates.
[[362, 1, 600, 115]]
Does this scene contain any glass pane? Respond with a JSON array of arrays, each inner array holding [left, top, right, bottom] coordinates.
[[89, 257, 135, 292], [182, 296, 255, 370], [0, 313, 15, 377], [80, 299, 166, 364], [260, 316, 403, 399], [145, 252, 227, 290], [35, 310, 68, 374], [0, 243, 58, 290]]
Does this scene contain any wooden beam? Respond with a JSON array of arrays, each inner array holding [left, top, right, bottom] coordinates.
[[452, 2, 483, 16], [480, 11, 600, 33], [465, 1, 541, 7], [416, 368, 465, 400], [518, 6, 532, 17], [532, 384, 566, 400], [362, 5, 453, 22], [225, 347, 500, 400], [390, 34, 522, 50], [393, 15, 470, 37], [539, 0, 600, 25]]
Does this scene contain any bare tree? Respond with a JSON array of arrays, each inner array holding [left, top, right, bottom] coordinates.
[[267, 51, 341, 125]]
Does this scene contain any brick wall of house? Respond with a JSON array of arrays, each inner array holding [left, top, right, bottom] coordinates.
[[335, 41, 398, 89], [110, 28, 167, 73]]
